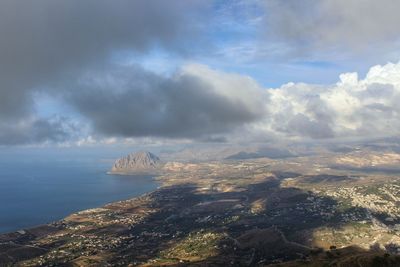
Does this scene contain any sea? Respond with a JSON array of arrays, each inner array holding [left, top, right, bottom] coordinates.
[[0, 147, 160, 234]]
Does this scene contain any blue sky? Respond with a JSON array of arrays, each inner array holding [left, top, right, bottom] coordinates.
[[120, 0, 398, 88], [1, 0, 400, 146]]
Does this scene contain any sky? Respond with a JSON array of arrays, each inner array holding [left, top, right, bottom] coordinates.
[[1, 0, 400, 147]]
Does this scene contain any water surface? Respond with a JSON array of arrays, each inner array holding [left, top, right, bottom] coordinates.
[[0, 148, 159, 233]]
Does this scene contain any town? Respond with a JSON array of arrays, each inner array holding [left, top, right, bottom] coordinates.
[[1, 154, 400, 266]]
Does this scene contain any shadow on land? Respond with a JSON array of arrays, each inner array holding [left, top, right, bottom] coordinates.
[[105, 172, 400, 266], [1, 172, 400, 266]]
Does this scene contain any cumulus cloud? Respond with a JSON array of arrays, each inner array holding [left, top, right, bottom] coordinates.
[[2, 0, 400, 145], [4, 59, 400, 145], [57, 61, 400, 143], [67, 64, 268, 139], [265, 62, 400, 140]]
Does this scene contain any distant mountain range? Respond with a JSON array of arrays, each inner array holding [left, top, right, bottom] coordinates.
[[110, 151, 161, 174], [225, 147, 295, 160], [159, 145, 296, 162]]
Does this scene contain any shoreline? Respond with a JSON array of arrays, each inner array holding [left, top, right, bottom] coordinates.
[[2, 159, 400, 266], [0, 174, 160, 236], [0, 188, 157, 236]]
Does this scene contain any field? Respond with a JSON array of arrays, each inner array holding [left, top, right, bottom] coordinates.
[[1, 152, 400, 266]]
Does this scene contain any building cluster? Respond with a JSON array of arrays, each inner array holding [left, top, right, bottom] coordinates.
[[325, 184, 400, 220]]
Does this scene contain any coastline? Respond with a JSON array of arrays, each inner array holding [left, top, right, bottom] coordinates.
[[0, 173, 160, 235], [107, 170, 162, 176], [3, 159, 400, 266], [0, 186, 159, 236]]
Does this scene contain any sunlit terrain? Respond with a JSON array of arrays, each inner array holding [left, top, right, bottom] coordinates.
[[2, 0, 400, 266]]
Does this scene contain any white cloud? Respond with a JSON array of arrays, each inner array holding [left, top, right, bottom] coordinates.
[[4, 60, 400, 146], [65, 61, 400, 144], [263, 61, 400, 140]]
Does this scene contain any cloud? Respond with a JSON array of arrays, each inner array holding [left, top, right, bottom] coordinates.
[[2, 0, 400, 145], [0, 117, 76, 145], [0, 0, 209, 144], [67, 64, 268, 139], [265, 62, 400, 140], [63, 61, 400, 143], [4, 60, 400, 145], [262, 0, 400, 59]]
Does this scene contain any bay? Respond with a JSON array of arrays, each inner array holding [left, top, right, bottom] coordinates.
[[0, 148, 159, 234]]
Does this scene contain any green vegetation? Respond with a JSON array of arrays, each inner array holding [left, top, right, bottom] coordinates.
[[160, 230, 226, 261]]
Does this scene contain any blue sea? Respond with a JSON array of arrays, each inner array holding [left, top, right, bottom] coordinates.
[[0, 147, 160, 234]]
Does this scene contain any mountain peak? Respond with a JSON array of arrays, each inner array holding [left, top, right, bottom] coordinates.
[[111, 151, 160, 174]]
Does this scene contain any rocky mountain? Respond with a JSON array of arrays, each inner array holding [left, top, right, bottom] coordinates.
[[110, 151, 161, 174]]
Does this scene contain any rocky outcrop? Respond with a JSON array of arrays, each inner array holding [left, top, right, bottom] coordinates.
[[110, 151, 161, 174]]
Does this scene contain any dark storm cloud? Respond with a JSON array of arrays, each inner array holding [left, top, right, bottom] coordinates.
[[0, 117, 74, 145], [0, 0, 209, 144], [67, 65, 267, 139], [3, 0, 400, 145]]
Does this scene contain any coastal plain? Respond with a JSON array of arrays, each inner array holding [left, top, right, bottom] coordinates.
[[2, 150, 400, 266]]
